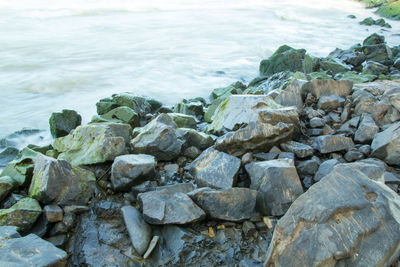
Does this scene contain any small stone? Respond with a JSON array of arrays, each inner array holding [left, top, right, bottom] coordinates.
[[280, 141, 313, 158], [208, 227, 215, 238], [143, 236, 159, 259], [253, 152, 279, 161], [44, 205, 63, 223], [312, 135, 354, 154], [62, 205, 89, 214], [278, 152, 295, 160], [354, 113, 379, 143], [46, 234, 68, 248], [314, 159, 339, 182], [371, 122, 400, 165], [183, 146, 201, 159], [307, 128, 323, 136], [309, 117, 325, 128], [263, 217, 273, 229], [242, 221, 256, 238], [359, 144, 371, 156], [344, 150, 365, 162], [317, 95, 345, 110], [296, 157, 320, 176], [241, 152, 253, 165]]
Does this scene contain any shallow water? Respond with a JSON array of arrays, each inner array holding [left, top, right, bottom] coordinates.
[[1, 0, 400, 136]]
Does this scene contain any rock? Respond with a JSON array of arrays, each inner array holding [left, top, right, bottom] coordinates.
[[143, 235, 159, 259], [130, 114, 183, 161], [0, 234, 67, 266], [278, 152, 295, 160], [383, 85, 400, 113], [208, 95, 282, 133], [44, 205, 63, 223], [320, 58, 352, 76], [344, 150, 365, 162], [1, 147, 39, 186], [188, 187, 257, 222], [46, 234, 68, 248], [166, 113, 197, 129], [183, 146, 201, 159], [112, 93, 152, 117], [313, 159, 339, 182], [354, 113, 379, 143], [264, 164, 400, 267], [0, 147, 19, 168], [245, 159, 303, 216], [312, 135, 354, 154], [0, 226, 20, 240], [0, 197, 41, 232], [174, 98, 205, 117], [334, 159, 385, 183], [29, 154, 96, 205], [317, 95, 345, 110], [359, 17, 375, 26], [54, 123, 131, 166], [309, 117, 325, 128], [214, 122, 293, 157], [110, 154, 157, 192], [138, 189, 205, 225], [259, 45, 314, 75], [363, 33, 385, 46], [121, 205, 152, 256], [49, 109, 82, 138], [0, 176, 17, 202], [363, 44, 393, 64], [335, 71, 376, 84], [241, 152, 253, 165], [96, 97, 118, 115], [296, 157, 320, 176], [362, 61, 389, 76], [376, 1, 400, 20], [91, 106, 139, 128], [187, 147, 241, 189], [280, 141, 313, 158], [301, 79, 353, 99], [273, 79, 304, 110], [359, 144, 371, 155], [176, 128, 215, 150], [371, 122, 400, 165]]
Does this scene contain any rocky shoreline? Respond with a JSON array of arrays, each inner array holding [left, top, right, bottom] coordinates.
[[358, 0, 400, 20], [0, 32, 400, 266]]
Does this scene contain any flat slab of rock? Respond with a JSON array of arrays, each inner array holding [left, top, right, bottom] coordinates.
[[138, 190, 205, 225], [187, 147, 241, 189], [0, 234, 67, 266], [214, 122, 293, 157], [354, 113, 379, 143], [312, 135, 354, 154], [265, 163, 400, 267], [54, 122, 131, 166], [121, 205, 152, 256], [188, 187, 257, 222], [131, 114, 183, 161], [245, 159, 303, 216], [29, 154, 96, 205], [280, 141, 313, 158], [371, 122, 400, 165], [0, 197, 42, 232], [301, 79, 353, 99], [111, 154, 157, 191]]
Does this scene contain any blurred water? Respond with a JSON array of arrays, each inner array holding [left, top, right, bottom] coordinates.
[[1, 0, 399, 136]]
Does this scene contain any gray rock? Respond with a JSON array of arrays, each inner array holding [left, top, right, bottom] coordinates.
[[138, 189, 205, 225], [214, 122, 293, 157], [130, 114, 183, 161], [188, 147, 241, 189], [253, 152, 279, 161], [301, 79, 353, 99], [91, 106, 139, 128], [344, 150, 365, 162], [264, 164, 400, 267], [362, 61, 389, 75], [46, 234, 68, 248], [176, 128, 215, 150], [280, 141, 313, 158], [174, 99, 205, 117], [359, 144, 371, 155], [0, 234, 67, 266], [312, 135, 354, 154], [274, 79, 304, 110], [334, 159, 386, 183], [49, 109, 82, 138], [354, 113, 379, 143], [317, 95, 345, 110], [0, 147, 19, 168], [337, 116, 360, 135], [112, 93, 152, 117], [0, 198, 42, 232], [245, 159, 303, 216], [313, 159, 339, 182], [385, 172, 400, 185], [54, 122, 131, 166], [296, 157, 320, 176], [183, 146, 201, 159], [278, 152, 295, 160], [111, 154, 157, 192], [258, 107, 300, 135], [371, 122, 400, 165], [188, 187, 257, 222], [29, 154, 96, 205], [166, 113, 197, 128], [0, 226, 20, 240], [309, 117, 325, 128], [44, 205, 63, 223], [0, 176, 17, 202], [121, 205, 152, 256], [143, 235, 159, 259]]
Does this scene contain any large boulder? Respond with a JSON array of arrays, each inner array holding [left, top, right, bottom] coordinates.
[[245, 159, 303, 216], [301, 79, 353, 99], [54, 123, 131, 166], [187, 147, 241, 189], [130, 114, 183, 161], [264, 164, 400, 267], [214, 122, 293, 156], [332, 159, 386, 183], [110, 154, 157, 192], [29, 154, 96, 205], [371, 122, 400, 165], [49, 109, 82, 138], [0, 197, 42, 232], [0, 234, 67, 266], [188, 187, 257, 222], [312, 135, 354, 154], [138, 189, 205, 225]]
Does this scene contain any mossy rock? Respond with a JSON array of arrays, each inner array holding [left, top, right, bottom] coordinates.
[[0, 197, 42, 232], [320, 58, 352, 76], [96, 97, 118, 115], [112, 93, 152, 116], [0, 176, 18, 202], [166, 113, 197, 129], [363, 33, 385, 46], [174, 98, 205, 117], [376, 1, 400, 20], [91, 106, 139, 128], [360, 0, 386, 8], [359, 17, 375, 26], [49, 109, 82, 138], [209, 82, 245, 102], [307, 71, 333, 80], [335, 71, 377, 83]]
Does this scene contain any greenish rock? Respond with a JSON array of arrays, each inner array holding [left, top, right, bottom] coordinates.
[[54, 123, 131, 166], [335, 71, 376, 83], [247, 71, 304, 95], [166, 113, 197, 129], [209, 81, 245, 102], [174, 99, 204, 117], [347, 14, 356, 19], [0, 198, 41, 232], [204, 98, 224, 123], [176, 128, 215, 150], [363, 33, 385, 46], [208, 95, 282, 134], [362, 61, 389, 75], [1, 147, 40, 186], [96, 97, 118, 115], [375, 18, 391, 27], [259, 45, 314, 75], [363, 44, 393, 64], [49, 109, 82, 138], [112, 93, 152, 116], [27, 144, 53, 154], [320, 58, 352, 76], [359, 17, 375, 26], [0, 147, 19, 168], [91, 106, 139, 128], [376, 1, 400, 20], [130, 114, 183, 161], [0, 176, 17, 202], [307, 71, 332, 80], [143, 97, 163, 113], [29, 154, 96, 205], [359, 0, 386, 8]]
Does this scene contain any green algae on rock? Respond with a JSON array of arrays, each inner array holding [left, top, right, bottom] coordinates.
[[0, 197, 42, 232], [376, 1, 400, 20]]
